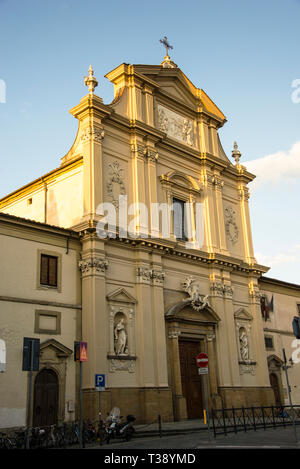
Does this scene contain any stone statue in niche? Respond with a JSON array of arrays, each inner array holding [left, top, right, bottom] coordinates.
[[114, 318, 128, 355], [239, 328, 249, 361]]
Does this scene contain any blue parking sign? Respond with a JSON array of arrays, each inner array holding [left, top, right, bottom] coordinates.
[[95, 374, 105, 390]]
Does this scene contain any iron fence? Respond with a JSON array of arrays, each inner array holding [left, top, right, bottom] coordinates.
[[211, 405, 300, 437]]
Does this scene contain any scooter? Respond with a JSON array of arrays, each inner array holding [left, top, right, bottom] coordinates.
[[105, 407, 136, 443], [117, 414, 136, 441], [105, 407, 121, 443]]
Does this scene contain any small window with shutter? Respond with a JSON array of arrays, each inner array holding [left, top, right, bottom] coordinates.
[[40, 254, 58, 287]]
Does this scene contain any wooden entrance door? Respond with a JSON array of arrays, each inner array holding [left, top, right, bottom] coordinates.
[[270, 373, 282, 406], [33, 369, 59, 427], [179, 340, 203, 418]]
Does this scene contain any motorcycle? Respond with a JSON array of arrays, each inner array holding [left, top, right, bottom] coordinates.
[[105, 407, 136, 443]]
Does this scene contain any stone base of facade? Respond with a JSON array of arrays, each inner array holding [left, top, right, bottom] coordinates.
[[82, 387, 174, 424], [218, 386, 276, 408]]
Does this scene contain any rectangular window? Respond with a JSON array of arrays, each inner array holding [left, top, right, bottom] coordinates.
[[40, 254, 58, 287], [264, 336, 274, 350], [173, 198, 187, 241]]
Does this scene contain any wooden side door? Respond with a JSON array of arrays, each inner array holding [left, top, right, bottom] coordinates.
[[179, 340, 203, 418], [270, 373, 282, 406], [33, 369, 59, 427]]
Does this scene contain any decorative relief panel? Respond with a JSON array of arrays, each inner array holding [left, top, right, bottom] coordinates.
[[106, 160, 126, 208], [157, 105, 195, 147], [224, 207, 239, 244], [109, 359, 135, 373]]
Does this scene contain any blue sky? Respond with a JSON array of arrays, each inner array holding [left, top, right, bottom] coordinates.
[[0, 0, 300, 283]]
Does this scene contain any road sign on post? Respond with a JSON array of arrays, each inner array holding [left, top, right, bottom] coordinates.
[[22, 338, 40, 449], [95, 374, 105, 391], [22, 338, 40, 371], [195, 352, 211, 442], [196, 352, 208, 375], [74, 341, 88, 362], [74, 341, 88, 449]]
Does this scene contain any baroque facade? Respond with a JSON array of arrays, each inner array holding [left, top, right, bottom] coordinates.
[[0, 55, 299, 427]]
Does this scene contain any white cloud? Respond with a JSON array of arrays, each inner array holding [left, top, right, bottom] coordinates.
[[244, 141, 300, 189], [256, 252, 298, 267]]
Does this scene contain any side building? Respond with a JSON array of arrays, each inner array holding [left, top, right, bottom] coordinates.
[[259, 276, 300, 407], [0, 213, 81, 429]]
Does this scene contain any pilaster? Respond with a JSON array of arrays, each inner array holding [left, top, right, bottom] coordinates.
[[78, 232, 108, 390], [69, 89, 111, 225]]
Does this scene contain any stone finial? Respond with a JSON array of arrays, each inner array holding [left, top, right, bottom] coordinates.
[[84, 65, 98, 95], [232, 141, 242, 164]]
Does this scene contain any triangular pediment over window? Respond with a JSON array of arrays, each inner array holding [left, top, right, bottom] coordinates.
[[40, 339, 73, 358], [106, 288, 137, 304], [234, 308, 253, 321]]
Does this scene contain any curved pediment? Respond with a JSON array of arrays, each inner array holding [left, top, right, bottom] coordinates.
[[165, 299, 220, 324]]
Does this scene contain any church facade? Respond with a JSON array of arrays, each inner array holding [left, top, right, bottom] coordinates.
[[1, 54, 299, 427]]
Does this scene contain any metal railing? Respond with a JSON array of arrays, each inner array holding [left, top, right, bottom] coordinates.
[[212, 405, 300, 437]]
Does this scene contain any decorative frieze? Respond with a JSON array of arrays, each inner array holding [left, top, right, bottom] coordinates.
[[143, 147, 159, 163], [168, 327, 181, 339], [211, 176, 224, 190], [136, 267, 165, 286], [239, 186, 250, 201], [78, 257, 108, 274], [210, 282, 234, 299], [81, 126, 105, 143], [151, 269, 165, 286], [136, 267, 152, 284], [248, 282, 261, 304], [131, 143, 158, 163], [131, 143, 145, 158], [223, 284, 234, 299], [210, 282, 224, 298]]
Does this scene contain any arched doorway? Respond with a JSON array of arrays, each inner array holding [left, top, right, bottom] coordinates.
[[33, 368, 59, 427], [267, 355, 284, 407]]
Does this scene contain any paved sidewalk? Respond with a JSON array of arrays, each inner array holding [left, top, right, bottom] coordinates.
[[134, 418, 207, 437], [80, 426, 300, 450]]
